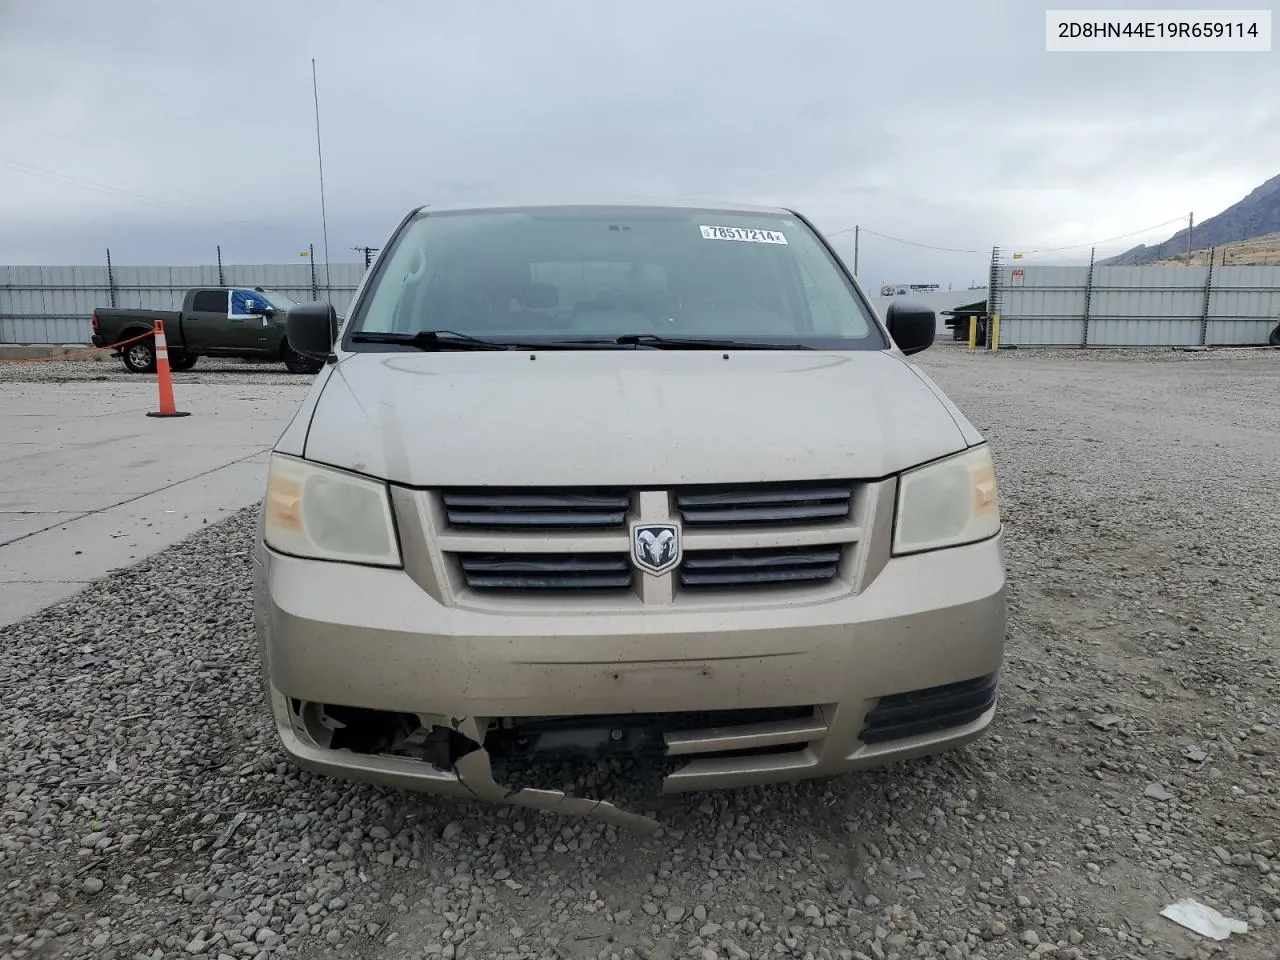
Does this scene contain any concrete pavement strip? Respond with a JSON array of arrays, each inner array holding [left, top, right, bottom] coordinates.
[[0, 380, 307, 627]]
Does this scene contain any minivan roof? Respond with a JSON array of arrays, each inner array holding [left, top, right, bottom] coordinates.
[[408, 198, 796, 217]]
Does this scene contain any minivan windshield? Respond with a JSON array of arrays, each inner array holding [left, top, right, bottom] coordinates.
[[348, 206, 885, 350]]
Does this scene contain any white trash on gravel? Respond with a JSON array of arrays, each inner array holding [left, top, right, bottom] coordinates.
[[1160, 899, 1249, 941]]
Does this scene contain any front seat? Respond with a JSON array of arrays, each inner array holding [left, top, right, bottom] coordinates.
[[569, 292, 657, 336], [506, 281, 561, 332]]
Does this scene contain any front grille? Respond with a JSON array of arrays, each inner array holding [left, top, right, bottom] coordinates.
[[459, 553, 632, 591], [441, 488, 629, 531], [674, 481, 855, 528], [860, 674, 998, 745], [436, 481, 863, 600], [680, 546, 842, 589]]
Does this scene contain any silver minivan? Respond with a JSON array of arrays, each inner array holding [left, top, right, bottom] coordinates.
[[253, 200, 1006, 828]]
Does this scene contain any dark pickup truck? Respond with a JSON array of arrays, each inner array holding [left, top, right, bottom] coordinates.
[[91, 286, 324, 374]]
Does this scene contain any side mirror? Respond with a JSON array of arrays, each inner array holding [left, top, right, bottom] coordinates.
[[286, 302, 339, 360], [884, 301, 936, 356], [259, 305, 278, 318]]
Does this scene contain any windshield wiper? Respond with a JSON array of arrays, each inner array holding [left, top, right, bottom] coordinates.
[[349, 331, 641, 352], [350, 330, 518, 351], [612, 333, 814, 350], [348, 330, 816, 352]]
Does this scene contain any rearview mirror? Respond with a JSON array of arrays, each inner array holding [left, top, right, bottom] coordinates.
[[286, 302, 339, 360], [884, 301, 936, 356]]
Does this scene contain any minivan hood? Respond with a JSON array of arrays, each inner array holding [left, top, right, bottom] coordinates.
[[302, 350, 972, 486]]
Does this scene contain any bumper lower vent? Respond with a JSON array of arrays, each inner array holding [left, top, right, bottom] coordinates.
[[680, 546, 842, 588], [485, 705, 821, 760], [674, 480, 854, 528], [459, 553, 632, 591], [859, 673, 999, 745], [442, 488, 630, 531]]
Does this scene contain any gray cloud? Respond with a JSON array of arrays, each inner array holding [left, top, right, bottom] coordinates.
[[1, 0, 1276, 287]]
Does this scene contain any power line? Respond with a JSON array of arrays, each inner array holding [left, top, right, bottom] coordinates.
[[0, 156, 258, 228], [0, 152, 1196, 267], [856, 227, 985, 254], [1017, 216, 1190, 253], [830, 214, 1194, 258]]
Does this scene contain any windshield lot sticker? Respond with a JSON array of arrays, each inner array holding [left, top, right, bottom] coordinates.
[[699, 225, 788, 244]]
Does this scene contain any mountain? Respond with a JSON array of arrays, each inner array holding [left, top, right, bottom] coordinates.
[[1100, 173, 1280, 266], [1144, 231, 1280, 268]]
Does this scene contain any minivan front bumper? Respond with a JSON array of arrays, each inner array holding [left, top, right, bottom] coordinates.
[[253, 529, 1006, 825]]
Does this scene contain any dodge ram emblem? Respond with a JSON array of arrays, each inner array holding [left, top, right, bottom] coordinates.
[[631, 522, 681, 574]]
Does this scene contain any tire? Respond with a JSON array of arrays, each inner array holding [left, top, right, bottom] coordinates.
[[1269, 324, 1280, 347], [169, 353, 198, 372], [121, 337, 156, 374], [284, 348, 322, 375]]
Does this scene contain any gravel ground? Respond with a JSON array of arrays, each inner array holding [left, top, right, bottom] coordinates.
[[0, 355, 310, 386], [2, 346, 1278, 960]]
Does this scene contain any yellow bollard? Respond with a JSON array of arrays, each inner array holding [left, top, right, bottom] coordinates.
[[968, 314, 977, 351], [990, 312, 1001, 351]]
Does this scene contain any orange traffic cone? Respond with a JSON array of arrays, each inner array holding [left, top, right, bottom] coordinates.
[[145, 318, 191, 418]]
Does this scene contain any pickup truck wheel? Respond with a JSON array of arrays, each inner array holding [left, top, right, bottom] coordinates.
[[1269, 323, 1280, 346], [169, 353, 198, 372], [122, 338, 157, 374], [284, 348, 321, 374]]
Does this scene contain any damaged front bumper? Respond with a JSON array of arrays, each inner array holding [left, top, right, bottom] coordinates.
[[267, 692, 666, 831], [254, 534, 1006, 830]]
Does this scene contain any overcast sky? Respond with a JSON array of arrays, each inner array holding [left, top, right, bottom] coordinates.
[[1, 0, 1277, 286]]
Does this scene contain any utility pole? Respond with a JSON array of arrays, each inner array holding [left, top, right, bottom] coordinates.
[[1186, 212, 1194, 262], [853, 225, 860, 277], [352, 246, 380, 270]]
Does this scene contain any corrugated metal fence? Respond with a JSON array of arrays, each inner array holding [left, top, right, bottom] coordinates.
[[6, 260, 1279, 347], [995, 264, 1280, 347], [0, 263, 367, 344]]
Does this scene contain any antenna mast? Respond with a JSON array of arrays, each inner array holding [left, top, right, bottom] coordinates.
[[312, 58, 332, 300]]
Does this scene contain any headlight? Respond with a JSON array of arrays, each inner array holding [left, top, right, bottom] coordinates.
[[263, 454, 401, 566], [893, 444, 1000, 555]]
